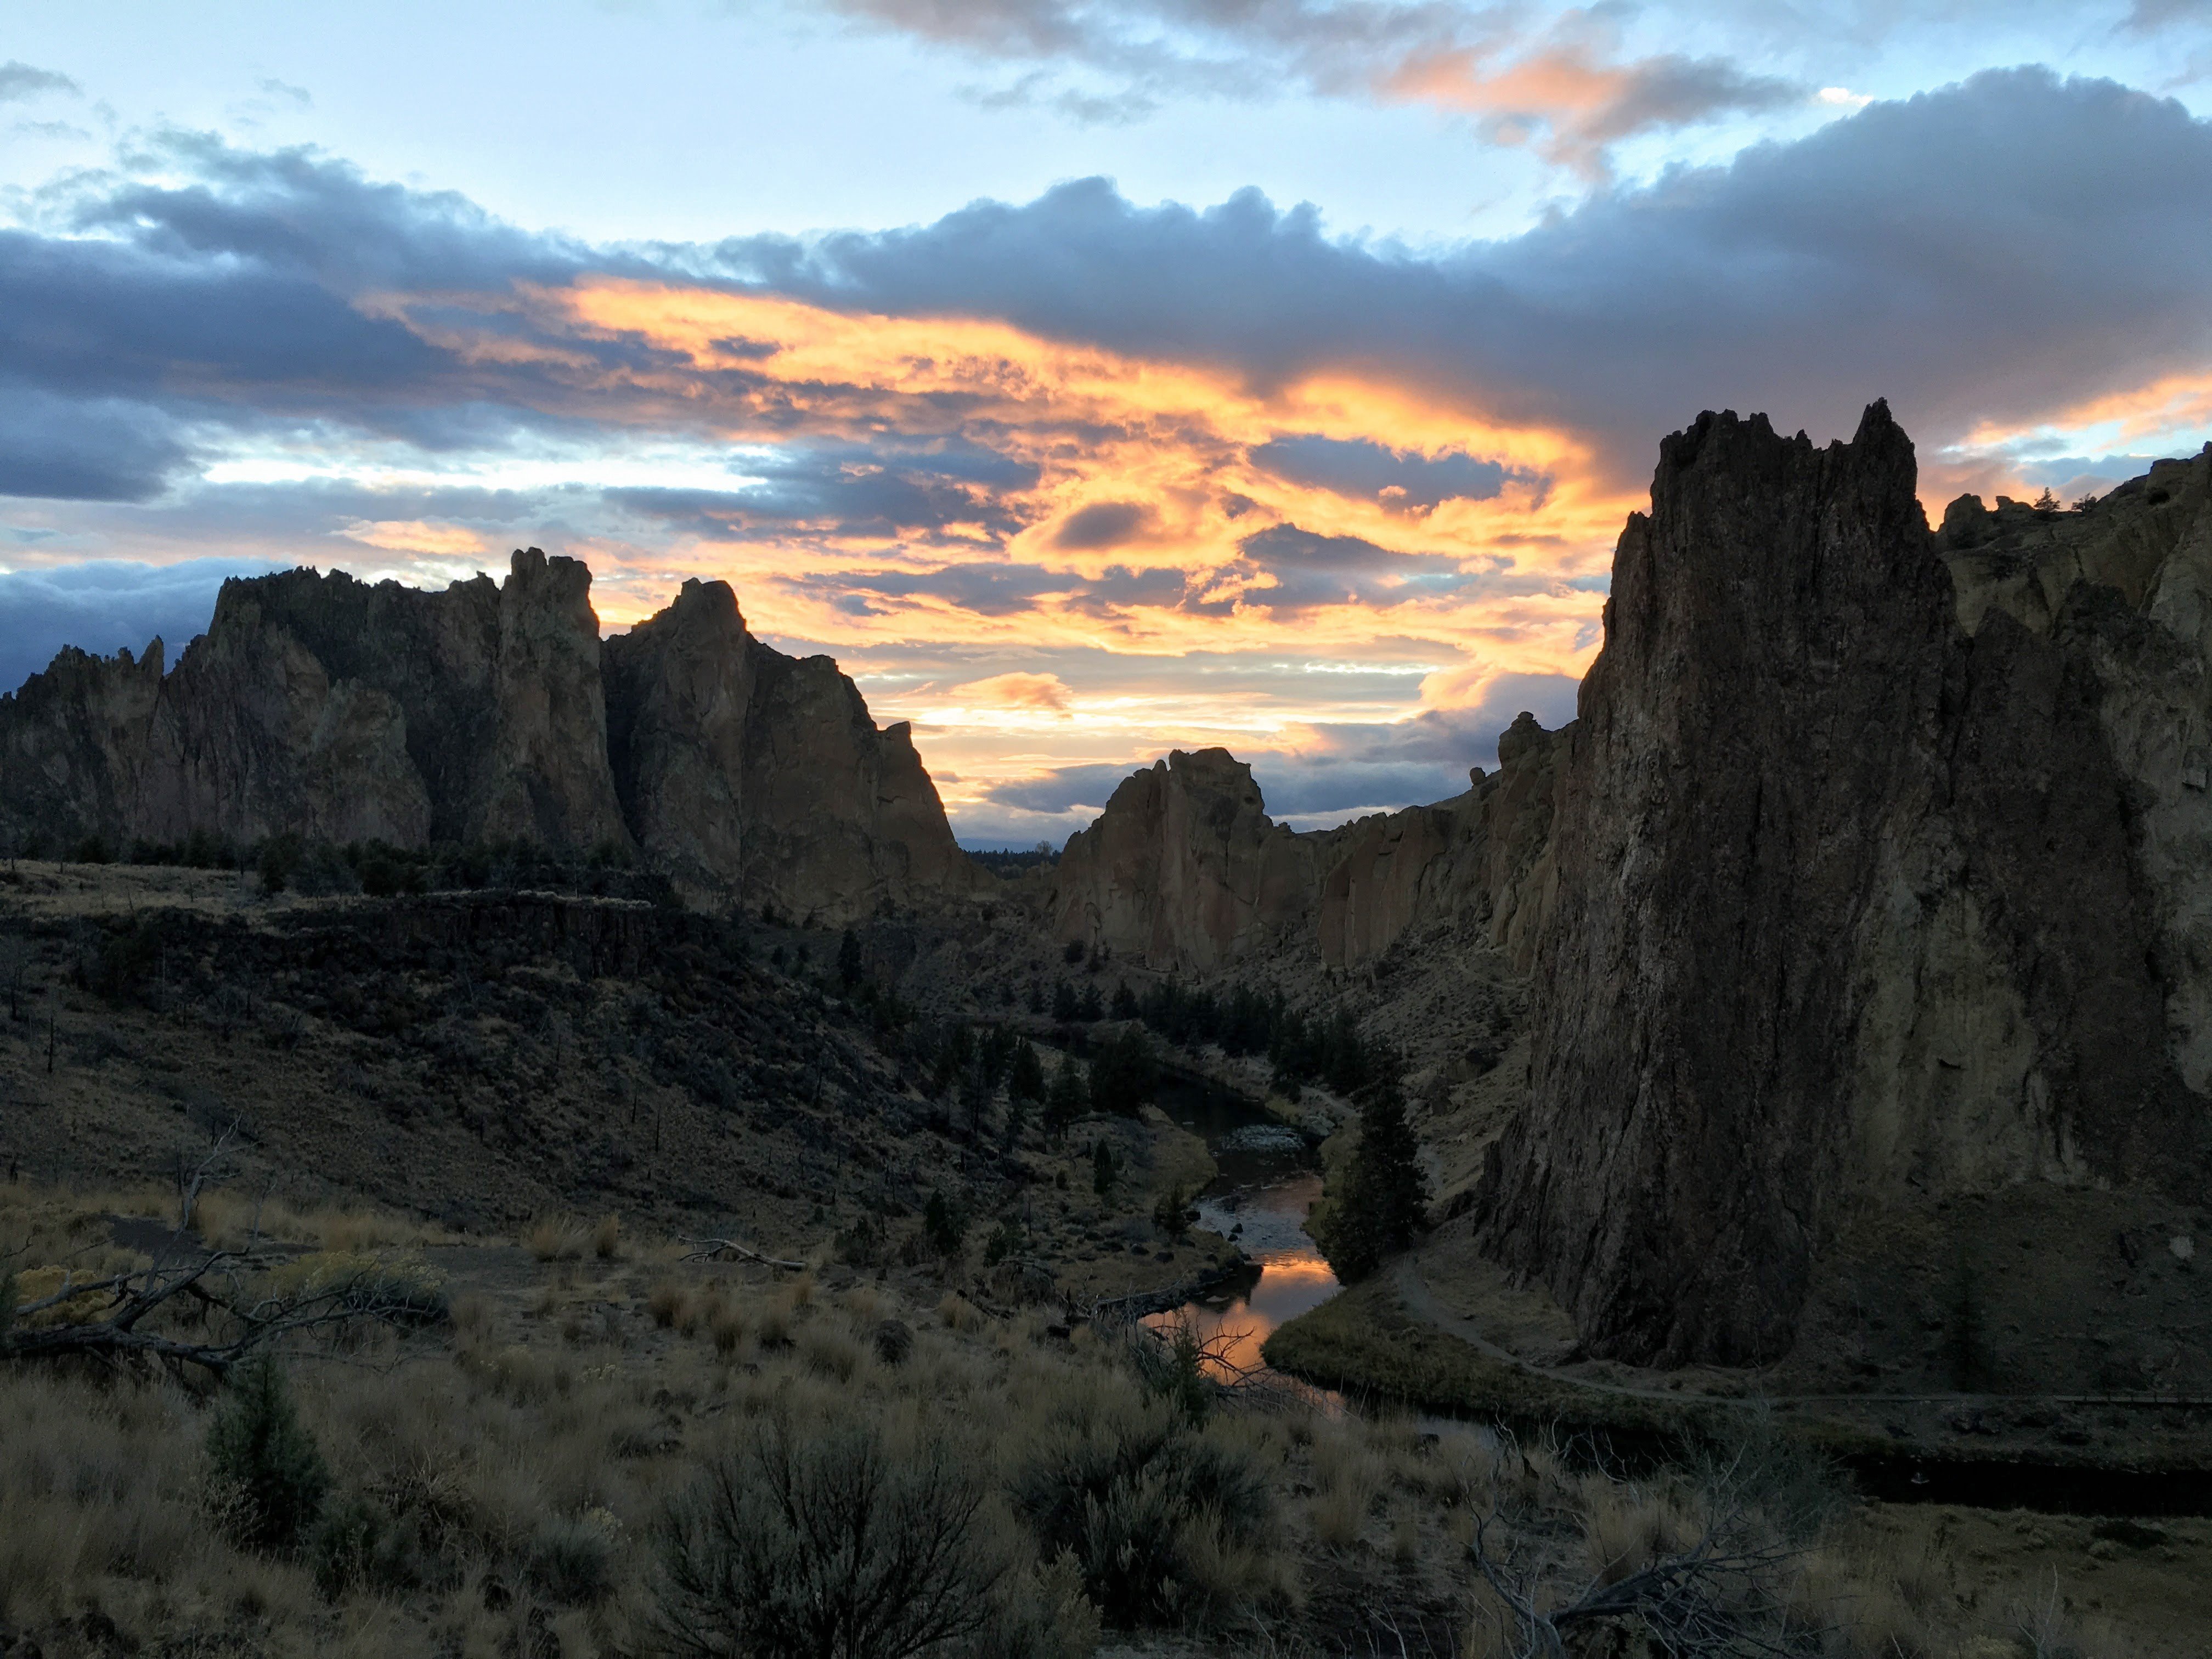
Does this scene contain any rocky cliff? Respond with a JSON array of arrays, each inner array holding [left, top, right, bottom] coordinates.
[[1041, 731, 1563, 975], [0, 552, 978, 924], [1476, 405, 2212, 1381]]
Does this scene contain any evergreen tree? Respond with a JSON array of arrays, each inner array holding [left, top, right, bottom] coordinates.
[[206, 1355, 329, 1554], [1044, 1059, 1087, 1139], [923, 1190, 968, 1257], [1087, 1024, 1157, 1116], [1109, 979, 1138, 1020], [1310, 1073, 1429, 1284], [1092, 1139, 1118, 1200], [1007, 1038, 1045, 1103], [1052, 980, 1080, 1022], [1077, 981, 1105, 1022], [836, 928, 864, 992]]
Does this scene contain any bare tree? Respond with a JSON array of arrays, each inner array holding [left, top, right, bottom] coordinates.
[[2, 1132, 443, 1379], [1464, 1505, 1803, 1659]]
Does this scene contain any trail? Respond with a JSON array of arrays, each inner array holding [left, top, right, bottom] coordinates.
[[1387, 1257, 2212, 1414]]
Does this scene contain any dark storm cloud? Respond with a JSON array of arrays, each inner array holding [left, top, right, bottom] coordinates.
[[0, 558, 284, 696], [1248, 433, 1519, 513]]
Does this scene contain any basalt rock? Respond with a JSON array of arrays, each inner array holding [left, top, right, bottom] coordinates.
[[1476, 404, 2212, 1376], [0, 552, 975, 924], [1042, 727, 1565, 973]]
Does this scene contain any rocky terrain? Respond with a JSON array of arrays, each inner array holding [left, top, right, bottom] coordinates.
[[0, 556, 978, 926], [7, 410, 2210, 1440]]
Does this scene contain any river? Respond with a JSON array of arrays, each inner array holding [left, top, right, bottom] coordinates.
[[1143, 1068, 1342, 1378]]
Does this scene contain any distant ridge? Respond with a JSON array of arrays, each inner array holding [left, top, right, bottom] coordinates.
[[0, 551, 979, 925]]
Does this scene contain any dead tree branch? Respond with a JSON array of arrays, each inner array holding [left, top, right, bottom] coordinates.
[[677, 1237, 806, 1270]]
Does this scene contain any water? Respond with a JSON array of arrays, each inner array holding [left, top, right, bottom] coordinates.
[[1144, 1070, 1342, 1378]]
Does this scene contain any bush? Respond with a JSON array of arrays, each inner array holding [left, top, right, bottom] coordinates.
[[206, 1355, 330, 1554], [528, 1510, 619, 1605], [924, 1190, 968, 1257], [655, 1419, 1009, 1659], [1008, 1389, 1272, 1627], [310, 1488, 422, 1597]]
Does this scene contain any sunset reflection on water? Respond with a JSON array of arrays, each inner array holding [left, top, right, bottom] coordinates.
[[1144, 1169, 1342, 1383]]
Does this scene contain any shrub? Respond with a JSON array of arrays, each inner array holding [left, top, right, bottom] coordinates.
[[654, 1419, 1009, 1659], [1008, 1389, 1272, 1627], [591, 1214, 622, 1260], [311, 1488, 423, 1597], [529, 1510, 619, 1605], [924, 1190, 968, 1257], [984, 1217, 1025, 1265], [872, 1318, 915, 1365], [648, 1282, 689, 1329], [206, 1355, 330, 1554]]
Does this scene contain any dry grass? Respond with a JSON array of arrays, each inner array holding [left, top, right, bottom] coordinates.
[[590, 1214, 622, 1261], [937, 1291, 985, 1333], [525, 1214, 588, 1263], [4, 1180, 2205, 1659], [646, 1281, 687, 1329]]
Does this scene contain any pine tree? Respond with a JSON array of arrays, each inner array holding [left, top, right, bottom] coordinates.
[[1044, 1059, 1087, 1139], [836, 928, 864, 992], [206, 1355, 329, 1554], [1311, 1074, 1429, 1284], [1052, 980, 1079, 1021], [1007, 1038, 1045, 1103], [1092, 1139, 1117, 1200]]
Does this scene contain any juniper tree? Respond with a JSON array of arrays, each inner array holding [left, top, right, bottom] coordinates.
[[1311, 1069, 1429, 1284]]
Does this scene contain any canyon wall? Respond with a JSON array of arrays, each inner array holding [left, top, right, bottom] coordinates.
[[1041, 724, 1565, 973], [0, 552, 977, 924], [1476, 405, 2212, 1372]]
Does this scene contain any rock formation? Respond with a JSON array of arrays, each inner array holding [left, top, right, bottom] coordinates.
[[0, 552, 977, 924], [1042, 732, 1562, 974], [1476, 405, 2212, 1379]]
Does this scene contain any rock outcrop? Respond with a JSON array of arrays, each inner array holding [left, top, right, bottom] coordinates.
[[1476, 404, 2212, 1379], [1042, 728, 1565, 973], [0, 552, 977, 923]]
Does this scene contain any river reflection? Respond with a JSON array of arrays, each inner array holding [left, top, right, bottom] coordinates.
[[1144, 1072, 1343, 1383]]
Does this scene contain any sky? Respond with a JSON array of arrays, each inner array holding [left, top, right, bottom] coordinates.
[[3, 3, 2211, 845]]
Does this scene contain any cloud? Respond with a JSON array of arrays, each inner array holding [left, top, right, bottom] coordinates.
[[943, 670, 1074, 710], [823, 2, 1799, 172], [9, 69, 2212, 845], [1052, 499, 1158, 548], [1249, 434, 1521, 513], [2123, 0, 2212, 30], [0, 558, 283, 695], [0, 387, 194, 502], [0, 61, 77, 103]]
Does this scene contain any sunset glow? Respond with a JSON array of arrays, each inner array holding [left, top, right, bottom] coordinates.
[[4, 7, 2210, 844]]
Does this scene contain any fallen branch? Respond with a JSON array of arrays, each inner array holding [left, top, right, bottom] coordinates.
[[678, 1237, 806, 1270]]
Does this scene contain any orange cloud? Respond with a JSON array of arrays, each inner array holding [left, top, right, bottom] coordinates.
[[941, 671, 1073, 712]]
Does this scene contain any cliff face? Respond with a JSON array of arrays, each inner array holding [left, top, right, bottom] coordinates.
[[0, 554, 976, 924], [1042, 727, 1565, 974], [1477, 405, 2212, 1373]]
